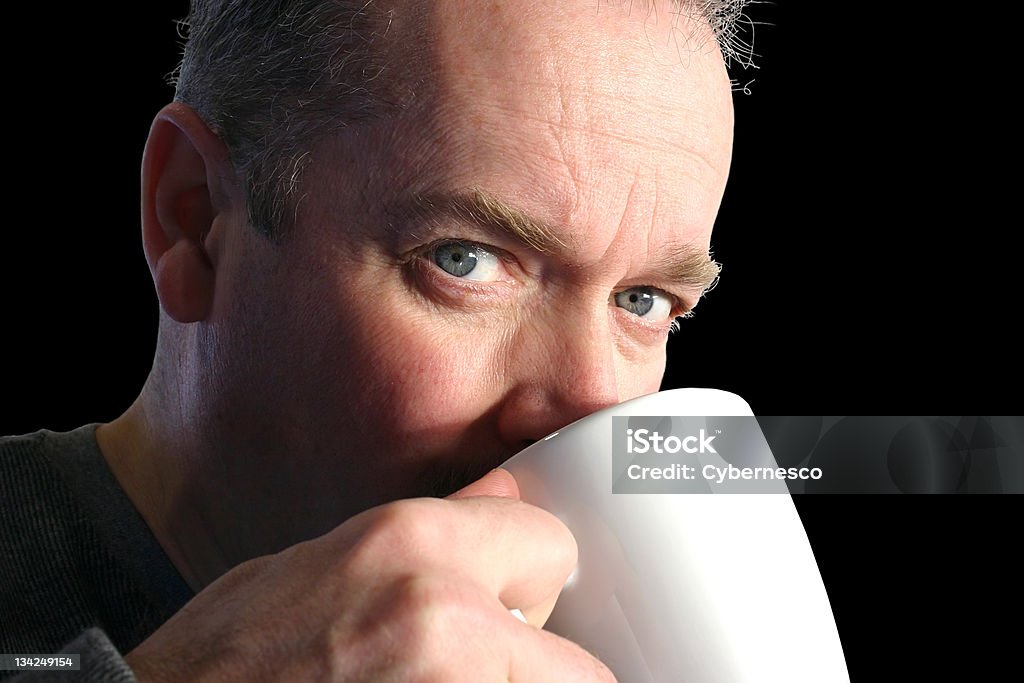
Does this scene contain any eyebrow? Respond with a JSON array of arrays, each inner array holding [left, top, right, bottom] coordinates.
[[403, 187, 722, 300], [409, 188, 569, 255], [650, 244, 722, 295]]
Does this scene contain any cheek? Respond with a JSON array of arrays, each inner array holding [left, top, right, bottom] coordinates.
[[372, 319, 498, 419], [318, 272, 508, 439], [607, 312, 670, 398], [619, 347, 668, 399]]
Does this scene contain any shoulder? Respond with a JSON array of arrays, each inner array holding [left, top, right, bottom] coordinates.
[[1, 425, 103, 517], [0, 424, 107, 571], [1, 424, 109, 651], [1, 424, 96, 515], [1, 424, 193, 654], [1, 423, 102, 467]]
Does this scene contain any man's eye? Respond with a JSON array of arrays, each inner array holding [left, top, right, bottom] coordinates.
[[432, 241, 504, 281], [613, 287, 675, 321]]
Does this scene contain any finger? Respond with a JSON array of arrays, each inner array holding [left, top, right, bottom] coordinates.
[[508, 623, 617, 683], [436, 495, 577, 626], [445, 469, 566, 625], [446, 467, 520, 500]]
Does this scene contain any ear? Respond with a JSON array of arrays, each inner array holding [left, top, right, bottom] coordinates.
[[141, 102, 238, 323]]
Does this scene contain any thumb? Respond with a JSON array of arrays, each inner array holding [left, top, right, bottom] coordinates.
[[446, 467, 520, 500]]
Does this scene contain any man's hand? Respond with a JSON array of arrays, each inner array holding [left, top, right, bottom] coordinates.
[[125, 469, 616, 682]]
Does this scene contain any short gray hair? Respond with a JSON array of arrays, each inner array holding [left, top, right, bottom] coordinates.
[[172, 0, 754, 240]]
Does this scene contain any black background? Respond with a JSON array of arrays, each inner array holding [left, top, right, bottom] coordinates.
[[2, 2, 1016, 679]]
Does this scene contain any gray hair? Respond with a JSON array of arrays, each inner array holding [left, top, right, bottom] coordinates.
[[172, 0, 754, 240]]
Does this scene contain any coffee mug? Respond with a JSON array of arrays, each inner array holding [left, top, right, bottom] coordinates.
[[501, 388, 849, 682]]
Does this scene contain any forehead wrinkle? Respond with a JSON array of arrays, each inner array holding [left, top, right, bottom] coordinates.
[[462, 96, 727, 183], [644, 164, 663, 280], [420, 8, 731, 186], [620, 165, 720, 299], [616, 160, 647, 271], [366, 0, 731, 284]]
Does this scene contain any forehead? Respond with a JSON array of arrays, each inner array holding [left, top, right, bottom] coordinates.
[[319, 0, 733, 260], [426, 0, 733, 159]]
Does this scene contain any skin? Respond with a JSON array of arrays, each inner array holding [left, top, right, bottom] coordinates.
[[97, 0, 734, 679]]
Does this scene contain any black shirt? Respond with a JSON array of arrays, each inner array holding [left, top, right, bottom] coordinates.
[[1, 425, 193, 681]]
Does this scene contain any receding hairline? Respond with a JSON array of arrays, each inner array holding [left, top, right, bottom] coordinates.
[[171, 0, 754, 239]]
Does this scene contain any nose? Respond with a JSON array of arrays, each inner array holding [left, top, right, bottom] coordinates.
[[495, 314, 621, 450]]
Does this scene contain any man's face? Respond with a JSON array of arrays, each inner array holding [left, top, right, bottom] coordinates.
[[208, 0, 733, 524]]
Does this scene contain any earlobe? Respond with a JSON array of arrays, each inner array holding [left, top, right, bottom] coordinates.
[[141, 102, 235, 323], [153, 240, 216, 323]]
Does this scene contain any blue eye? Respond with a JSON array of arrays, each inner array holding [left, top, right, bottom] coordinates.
[[432, 241, 505, 281], [614, 287, 674, 321]]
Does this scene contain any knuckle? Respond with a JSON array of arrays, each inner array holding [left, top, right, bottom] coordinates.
[[319, 575, 489, 680], [379, 575, 484, 665], [393, 573, 476, 624], [348, 498, 451, 567]]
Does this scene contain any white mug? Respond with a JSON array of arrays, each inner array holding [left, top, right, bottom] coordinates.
[[501, 388, 849, 682]]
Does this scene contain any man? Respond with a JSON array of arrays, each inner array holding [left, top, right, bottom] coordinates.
[[1, 0, 746, 679]]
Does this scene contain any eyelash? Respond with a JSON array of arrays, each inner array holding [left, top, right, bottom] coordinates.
[[412, 237, 693, 327], [668, 310, 695, 334]]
